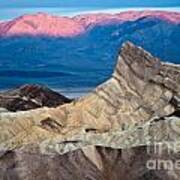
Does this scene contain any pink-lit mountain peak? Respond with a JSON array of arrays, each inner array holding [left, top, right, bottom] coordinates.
[[74, 11, 180, 27], [0, 11, 180, 37], [0, 12, 85, 37]]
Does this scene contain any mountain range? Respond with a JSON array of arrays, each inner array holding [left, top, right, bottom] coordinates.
[[0, 11, 180, 37], [0, 11, 180, 90]]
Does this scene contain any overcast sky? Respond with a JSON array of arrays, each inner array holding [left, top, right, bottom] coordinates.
[[0, 0, 180, 8]]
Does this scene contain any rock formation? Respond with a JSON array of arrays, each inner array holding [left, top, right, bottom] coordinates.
[[0, 84, 71, 112], [1, 146, 180, 180], [0, 42, 180, 179]]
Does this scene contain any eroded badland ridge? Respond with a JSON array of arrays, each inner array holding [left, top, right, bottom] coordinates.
[[0, 42, 180, 180]]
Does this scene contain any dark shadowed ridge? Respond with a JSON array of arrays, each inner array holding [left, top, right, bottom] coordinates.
[[0, 84, 72, 111]]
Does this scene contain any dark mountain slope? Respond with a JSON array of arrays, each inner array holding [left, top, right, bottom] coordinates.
[[0, 17, 179, 89], [0, 84, 71, 111]]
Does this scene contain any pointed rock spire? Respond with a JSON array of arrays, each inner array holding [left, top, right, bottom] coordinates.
[[0, 42, 179, 155]]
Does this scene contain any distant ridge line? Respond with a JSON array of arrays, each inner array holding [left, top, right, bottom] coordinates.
[[0, 10, 179, 37]]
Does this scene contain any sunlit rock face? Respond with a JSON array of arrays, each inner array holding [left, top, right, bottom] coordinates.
[[0, 42, 180, 180]]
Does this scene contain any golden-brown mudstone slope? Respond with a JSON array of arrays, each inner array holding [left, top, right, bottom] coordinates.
[[0, 42, 180, 154]]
